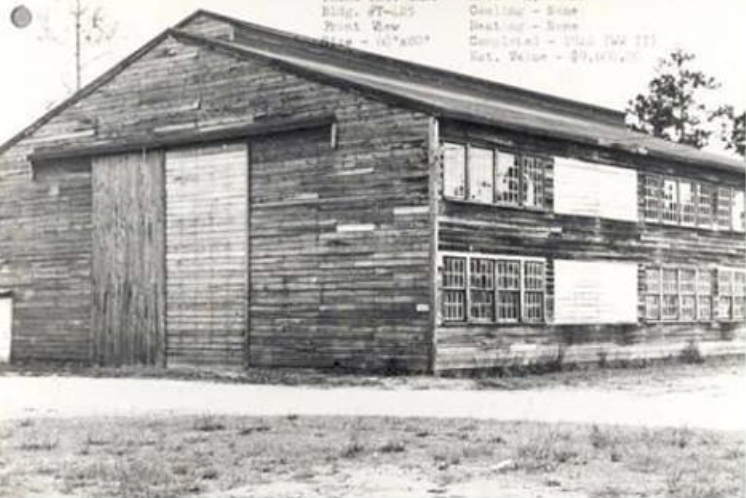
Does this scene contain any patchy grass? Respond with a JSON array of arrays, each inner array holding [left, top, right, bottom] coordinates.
[[17, 430, 59, 452], [0, 416, 742, 498], [191, 415, 226, 433]]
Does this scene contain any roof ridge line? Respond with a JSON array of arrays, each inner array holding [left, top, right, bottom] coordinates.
[[185, 9, 625, 125], [169, 29, 744, 172]]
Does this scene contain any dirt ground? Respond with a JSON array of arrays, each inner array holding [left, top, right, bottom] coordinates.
[[0, 361, 743, 497], [0, 415, 743, 498], [0, 360, 744, 430]]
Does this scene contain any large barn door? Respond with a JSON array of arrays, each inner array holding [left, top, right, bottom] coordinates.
[[165, 143, 249, 368], [91, 151, 166, 366], [0, 295, 12, 363]]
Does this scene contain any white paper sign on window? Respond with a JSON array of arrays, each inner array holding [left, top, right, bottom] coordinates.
[[554, 158, 638, 222], [554, 260, 638, 324]]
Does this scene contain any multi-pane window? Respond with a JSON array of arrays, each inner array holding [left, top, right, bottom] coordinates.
[[643, 175, 743, 233], [521, 156, 546, 209], [442, 257, 466, 321], [718, 269, 734, 320], [470, 258, 495, 321], [523, 261, 545, 322], [441, 254, 545, 324], [496, 260, 521, 321], [645, 267, 661, 320], [467, 147, 494, 203], [697, 183, 714, 228], [718, 269, 746, 321], [646, 267, 724, 322], [644, 175, 662, 222], [443, 142, 466, 200], [680, 269, 697, 321], [495, 152, 520, 205], [716, 188, 732, 230], [442, 141, 549, 210], [732, 190, 745, 232], [679, 181, 696, 226], [661, 268, 679, 320], [661, 179, 679, 224], [734, 272, 745, 320], [697, 270, 714, 321]]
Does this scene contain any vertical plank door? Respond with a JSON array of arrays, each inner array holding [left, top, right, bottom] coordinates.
[[165, 143, 249, 368], [91, 151, 166, 366]]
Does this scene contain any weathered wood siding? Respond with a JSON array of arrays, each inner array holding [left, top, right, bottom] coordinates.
[[1, 11, 742, 372], [165, 143, 249, 367], [249, 123, 431, 372], [0, 13, 432, 370], [434, 120, 746, 371], [0, 152, 92, 362], [91, 151, 165, 366]]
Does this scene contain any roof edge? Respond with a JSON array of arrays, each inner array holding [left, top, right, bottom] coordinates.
[[172, 28, 745, 175], [1, 9, 741, 176], [184, 9, 625, 126], [0, 27, 174, 156]]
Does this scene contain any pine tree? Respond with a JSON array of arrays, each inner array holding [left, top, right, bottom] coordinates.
[[626, 49, 723, 149]]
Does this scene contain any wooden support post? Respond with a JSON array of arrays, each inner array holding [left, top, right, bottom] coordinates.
[[427, 116, 440, 374]]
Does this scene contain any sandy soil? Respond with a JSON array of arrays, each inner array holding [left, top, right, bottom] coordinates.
[[1, 366, 744, 431]]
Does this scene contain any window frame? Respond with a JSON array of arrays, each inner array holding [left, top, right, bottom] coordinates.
[[520, 155, 548, 210], [496, 259, 522, 323], [696, 183, 715, 229], [442, 142, 467, 201], [643, 174, 662, 223], [441, 256, 467, 322], [466, 146, 496, 204], [495, 150, 521, 207], [661, 267, 679, 321], [522, 260, 546, 323], [731, 189, 745, 233], [440, 140, 550, 211], [469, 258, 496, 322], [679, 268, 697, 321], [440, 251, 547, 325], [661, 177, 680, 226], [644, 267, 662, 320], [697, 268, 714, 322], [716, 187, 733, 231], [733, 271, 746, 320], [642, 174, 743, 234], [645, 266, 718, 323], [679, 180, 697, 227]]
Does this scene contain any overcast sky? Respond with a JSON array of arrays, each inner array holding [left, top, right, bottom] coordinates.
[[1, 0, 744, 156]]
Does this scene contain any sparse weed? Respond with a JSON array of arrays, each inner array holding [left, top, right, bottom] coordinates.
[[666, 466, 686, 495], [679, 340, 705, 365], [192, 415, 226, 433], [18, 431, 59, 452], [589, 425, 618, 451], [379, 440, 406, 454], [341, 437, 365, 458], [515, 426, 583, 471]]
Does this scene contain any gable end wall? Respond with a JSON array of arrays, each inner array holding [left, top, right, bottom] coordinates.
[[0, 19, 434, 371]]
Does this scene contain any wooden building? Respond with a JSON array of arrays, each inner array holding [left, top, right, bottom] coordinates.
[[0, 10, 743, 372]]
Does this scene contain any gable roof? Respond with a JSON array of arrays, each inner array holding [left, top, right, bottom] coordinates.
[[2, 9, 744, 174], [176, 10, 626, 128]]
